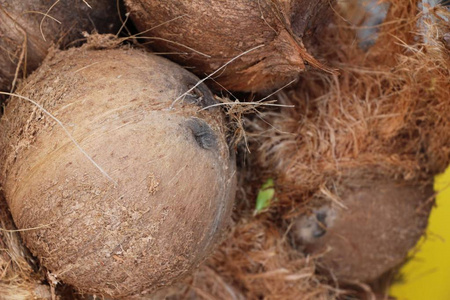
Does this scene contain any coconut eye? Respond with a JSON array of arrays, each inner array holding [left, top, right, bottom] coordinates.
[[184, 87, 204, 105], [183, 78, 216, 108], [316, 211, 327, 225], [312, 226, 326, 238], [186, 118, 218, 150], [312, 209, 332, 238]]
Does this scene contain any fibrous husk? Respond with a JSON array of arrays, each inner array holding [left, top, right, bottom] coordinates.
[[253, 0, 450, 285], [257, 1, 450, 195], [124, 0, 336, 93], [0, 0, 121, 94]]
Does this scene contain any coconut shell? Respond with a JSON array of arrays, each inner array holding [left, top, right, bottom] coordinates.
[[0, 44, 236, 298], [124, 0, 335, 93], [0, 0, 121, 93], [292, 180, 433, 282]]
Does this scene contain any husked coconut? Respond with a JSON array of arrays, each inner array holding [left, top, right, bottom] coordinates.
[[0, 44, 236, 298], [292, 180, 432, 282]]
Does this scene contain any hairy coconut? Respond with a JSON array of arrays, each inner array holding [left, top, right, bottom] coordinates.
[[292, 180, 432, 282], [0, 0, 121, 94], [124, 0, 336, 93], [0, 44, 236, 298]]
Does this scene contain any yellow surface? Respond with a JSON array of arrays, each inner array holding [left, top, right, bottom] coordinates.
[[390, 167, 450, 300]]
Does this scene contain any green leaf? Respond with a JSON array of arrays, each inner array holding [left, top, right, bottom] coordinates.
[[255, 178, 275, 214]]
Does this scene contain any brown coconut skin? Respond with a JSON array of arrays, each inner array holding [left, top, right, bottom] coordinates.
[[125, 0, 334, 93], [0, 0, 121, 93], [292, 180, 432, 282], [0, 45, 236, 298]]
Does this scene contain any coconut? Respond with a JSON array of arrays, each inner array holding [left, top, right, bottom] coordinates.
[[292, 180, 433, 282], [0, 0, 121, 94], [124, 0, 336, 93], [0, 43, 236, 298]]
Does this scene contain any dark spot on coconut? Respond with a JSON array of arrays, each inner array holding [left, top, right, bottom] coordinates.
[[184, 85, 217, 108], [312, 226, 326, 238], [186, 118, 217, 150], [182, 75, 216, 108], [313, 211, 328, 238], [184, 87, 205, 106], [316, 211, 327, 224], [292, 206, 336, 244]]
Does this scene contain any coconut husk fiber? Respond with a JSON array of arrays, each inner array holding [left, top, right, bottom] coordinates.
[[256, 1, 450, 196], [1, 0, 449, 299]]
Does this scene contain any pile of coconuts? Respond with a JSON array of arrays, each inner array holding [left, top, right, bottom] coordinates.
[[1, 0, 449, 299]]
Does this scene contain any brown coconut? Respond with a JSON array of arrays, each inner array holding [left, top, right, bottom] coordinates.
[[0, 43, 236, 298], [124, 0, 336, 93], [0, 0, 121, 94], [291, 180, 433, 282]]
